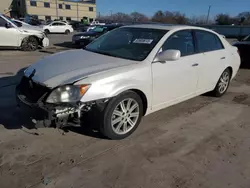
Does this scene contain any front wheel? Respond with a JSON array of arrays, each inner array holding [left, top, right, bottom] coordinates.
[[211, 68, 231, 97], [65, 29, 70, 35], [101, 91, 143, 140], [21, 36, 38, 51]]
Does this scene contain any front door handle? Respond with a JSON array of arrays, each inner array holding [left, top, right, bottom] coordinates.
[[192, 63, 199, 67], [221, 57, 226, 60]]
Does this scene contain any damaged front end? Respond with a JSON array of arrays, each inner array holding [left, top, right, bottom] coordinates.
[[16, 76, 95, 128]]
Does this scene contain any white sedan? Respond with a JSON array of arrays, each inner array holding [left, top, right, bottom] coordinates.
[[16, 24, 240, 139], [43, 21, 74, 34]]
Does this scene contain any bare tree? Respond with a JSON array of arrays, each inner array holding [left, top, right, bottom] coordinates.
[[130, 12, 149, 23]]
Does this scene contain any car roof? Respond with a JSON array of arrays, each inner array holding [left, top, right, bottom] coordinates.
[[122, 24, 214, 32]]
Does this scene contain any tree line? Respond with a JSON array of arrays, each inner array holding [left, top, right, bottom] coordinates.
[[99, 11, 250, 25]]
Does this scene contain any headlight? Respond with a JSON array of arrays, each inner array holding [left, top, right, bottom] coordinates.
[[46, 85, 90, 103], [80, 36, 90, 39]]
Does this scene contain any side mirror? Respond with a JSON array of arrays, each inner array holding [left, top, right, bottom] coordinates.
[[5, 22, 12, 29], [154, 49, 181, 62]]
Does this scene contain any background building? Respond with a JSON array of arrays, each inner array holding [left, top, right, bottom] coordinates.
[[0, 0, 13, 16], [1, 0, 96, 22]]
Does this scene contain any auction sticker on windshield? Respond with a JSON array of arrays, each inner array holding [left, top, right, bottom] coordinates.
[[133, 39, 153, 44]]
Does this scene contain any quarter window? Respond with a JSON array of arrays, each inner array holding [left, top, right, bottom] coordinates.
[[195, 30, 224, 53], [162, 30, 195, 57]]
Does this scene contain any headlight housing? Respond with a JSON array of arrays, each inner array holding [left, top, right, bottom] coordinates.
[[80, 35, 90, 39], [46, 85, 90, 103]]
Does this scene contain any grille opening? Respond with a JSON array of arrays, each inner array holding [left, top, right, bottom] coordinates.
[[18, 76, 51, 103]]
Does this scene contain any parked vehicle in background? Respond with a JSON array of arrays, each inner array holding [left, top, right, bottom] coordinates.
[[90, 20, 106, 25], [43, 21, 74, 34], [233, 34, 250, 68], [16, 24, 240, 140], [12, 19, 43, 31], [72, 24, 123, 47], [0, 14, 49, 51]]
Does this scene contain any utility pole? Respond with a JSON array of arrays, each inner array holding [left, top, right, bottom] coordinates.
[[206, 5, 211, 24], [77, 3, 79, 21], [55, 0, 58, 19]]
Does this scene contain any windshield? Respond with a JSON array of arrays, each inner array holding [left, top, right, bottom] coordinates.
[[242, 34, 250, 41], [85, 27, 167, 61], [91, 26, 105, 32], [2, 15, 19, 27]]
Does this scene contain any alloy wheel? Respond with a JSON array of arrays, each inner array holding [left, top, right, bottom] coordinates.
[[218, 71, 230, 94], [111, 98, 140, 135]]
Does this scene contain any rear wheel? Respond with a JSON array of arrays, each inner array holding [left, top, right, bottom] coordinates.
[[211, 68, 231, 97], [21, 36, 38, 51]]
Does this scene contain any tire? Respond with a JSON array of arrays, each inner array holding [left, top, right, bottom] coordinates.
[[100, 91, 143, 140], [21, 36, 39, 51], [211, 68, 231, 97], [65, 29, 70, 35], [44, 29, 50, 35]]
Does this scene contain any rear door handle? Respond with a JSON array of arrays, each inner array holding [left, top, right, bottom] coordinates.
[[192, 63, 199, 67], [221, 57, 226, 60]]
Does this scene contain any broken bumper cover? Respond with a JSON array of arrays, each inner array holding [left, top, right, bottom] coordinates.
[[16, 87, 82, 122]]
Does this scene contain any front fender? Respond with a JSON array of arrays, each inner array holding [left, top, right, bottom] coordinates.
[[80, 79, 150, 101]]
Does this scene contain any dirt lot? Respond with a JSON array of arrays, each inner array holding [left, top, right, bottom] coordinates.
[[0, 35, 250, 188]]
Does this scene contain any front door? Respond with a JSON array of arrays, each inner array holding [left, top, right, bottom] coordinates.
[[152, 30, 200, 110], [0, 17, 19, 47]]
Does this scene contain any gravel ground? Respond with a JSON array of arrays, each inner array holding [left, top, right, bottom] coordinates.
[[0, 35, 249, 188]]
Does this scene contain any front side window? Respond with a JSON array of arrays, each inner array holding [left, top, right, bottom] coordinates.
[[162, 30, 195, 57], [44, 2, 50, 8], [30, 1, 37, 6], [85, 27, 167, 61], [57, 22, 66, 26], [195, 30, 224, 53]]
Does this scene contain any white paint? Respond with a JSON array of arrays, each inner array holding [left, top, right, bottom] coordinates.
[[25, 24, 241, 116]]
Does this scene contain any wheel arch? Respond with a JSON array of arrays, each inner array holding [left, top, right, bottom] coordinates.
[[129, 89, 148, 116]]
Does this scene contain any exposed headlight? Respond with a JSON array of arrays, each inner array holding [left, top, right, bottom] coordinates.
[[46, 85, 90, 103], [80, 36, 90, 39]]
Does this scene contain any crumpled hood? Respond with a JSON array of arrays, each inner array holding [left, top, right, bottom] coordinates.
[[25, 49, 136, 88], [19, 25, 44, 34]]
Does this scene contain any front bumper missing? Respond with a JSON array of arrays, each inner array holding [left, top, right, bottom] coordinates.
[[16, 90, 86, 127]]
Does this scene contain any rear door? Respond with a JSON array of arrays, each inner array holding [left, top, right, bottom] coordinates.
[[194, 30, 228, 92]]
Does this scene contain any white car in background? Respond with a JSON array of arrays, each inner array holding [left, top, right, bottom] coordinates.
[[43, 21, 74, 34], [0, 14, 49, 51], [16, 24, 240, 139]]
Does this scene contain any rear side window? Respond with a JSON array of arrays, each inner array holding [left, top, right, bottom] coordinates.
[[195, 30, 224, 53], [0, 17, 7, 27], [162, 30, 195, 57]]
